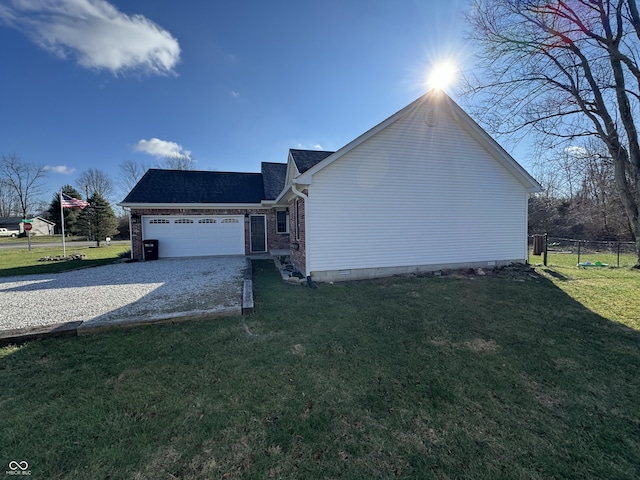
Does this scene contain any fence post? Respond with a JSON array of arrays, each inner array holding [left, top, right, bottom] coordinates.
[[543, 233, 548, 266], [617, 242, 621, 268], [577, 241, 581, 266]]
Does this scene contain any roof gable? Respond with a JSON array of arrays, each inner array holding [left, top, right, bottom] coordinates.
[[289, 149, 335, 174], [0, 216, 54, 225], [261, 162, 287, 200], [295, 90, 542, 193], [121, 169, 266, 205]]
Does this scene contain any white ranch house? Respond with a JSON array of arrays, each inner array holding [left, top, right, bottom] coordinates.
[[120, 91, 541, 282]]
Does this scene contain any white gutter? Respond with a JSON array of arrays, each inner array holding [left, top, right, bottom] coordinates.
[[291, 183, 311, 278], [117, 202, 268, 209], [291, 183, 308, 200]]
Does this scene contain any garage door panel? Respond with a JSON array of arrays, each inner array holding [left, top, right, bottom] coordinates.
[[143, 215, 245, 258], [160, 237, 196, 258]]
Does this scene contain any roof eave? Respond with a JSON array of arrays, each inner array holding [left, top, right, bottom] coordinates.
[[284, 151, 301, 183], [118, 202, 267, 209]]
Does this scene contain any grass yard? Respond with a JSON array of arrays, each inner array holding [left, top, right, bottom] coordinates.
[[0, 235, 77, 244], [1, 260, 639, 478], [529, 251, 640, 330], [0, 243, 131, 277]]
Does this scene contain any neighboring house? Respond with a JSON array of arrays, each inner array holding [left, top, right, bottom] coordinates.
[[120, 90, 542, 281], [0, 216, 56, 236]]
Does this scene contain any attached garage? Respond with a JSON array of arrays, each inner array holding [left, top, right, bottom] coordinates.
[[142, 215, 244, 258]]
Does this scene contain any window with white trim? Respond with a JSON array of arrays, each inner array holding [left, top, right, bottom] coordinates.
[[276, 210, 288, 234], [198, 218, 216, 223], [174, 218, 194, 224], [221, 218, 239, 223], [149, 219, 170, 224]]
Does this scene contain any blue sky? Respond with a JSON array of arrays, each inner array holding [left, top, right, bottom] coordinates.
[[0, 0, 496, 203]]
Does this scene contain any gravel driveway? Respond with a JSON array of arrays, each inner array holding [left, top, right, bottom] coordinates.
[[0, 256, 246, 332]]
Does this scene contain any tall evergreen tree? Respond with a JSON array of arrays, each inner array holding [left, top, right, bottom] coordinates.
[[44, 185, 85, 235], [78, 193, 118, 246]]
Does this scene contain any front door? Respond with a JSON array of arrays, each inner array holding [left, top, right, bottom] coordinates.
[[250, 215, 266, 252]]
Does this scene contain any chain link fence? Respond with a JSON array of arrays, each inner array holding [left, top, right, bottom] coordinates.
[[528, 235, 637, 267]]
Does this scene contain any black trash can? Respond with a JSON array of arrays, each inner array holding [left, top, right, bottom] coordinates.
[[143, 239, 159, 261]]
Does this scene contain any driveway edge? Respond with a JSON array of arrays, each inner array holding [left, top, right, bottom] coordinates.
[[242, 258, 254, 315], [0, 307, 243, 346], [0, 321, 83, 346], [76, 307, 242, 336]]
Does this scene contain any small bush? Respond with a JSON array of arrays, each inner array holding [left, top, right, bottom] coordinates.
[[117, 249, 132, 259]]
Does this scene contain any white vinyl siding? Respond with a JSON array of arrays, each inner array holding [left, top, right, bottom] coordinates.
[[306, 104, 528, 273], [142, 215, 244, 258]]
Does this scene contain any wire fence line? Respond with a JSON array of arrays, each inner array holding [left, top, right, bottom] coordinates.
[[528, 234, 637, 267]]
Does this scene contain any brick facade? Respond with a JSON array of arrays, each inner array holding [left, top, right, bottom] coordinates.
[[129, 207, 290, 260], [266, 209, 291, 251]]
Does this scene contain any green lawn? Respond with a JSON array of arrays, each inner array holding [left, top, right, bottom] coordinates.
[[0, 243, 131, 277], [529, 251, 640, 329], [1, 260, 639, 479], [0, 235, 92, 244]]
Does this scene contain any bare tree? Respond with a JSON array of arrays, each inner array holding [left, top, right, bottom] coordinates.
[[157, 155, 195, 170], [118, 159, 149, 194], [0, 154, 47, 219], [76, 168, 114, 201], [0, 178, 19, 217], [466, 0, 640, 265], [529, 138, 631, 239]]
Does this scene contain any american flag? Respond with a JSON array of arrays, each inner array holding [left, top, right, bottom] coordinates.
[[61, 193, 89, 209]]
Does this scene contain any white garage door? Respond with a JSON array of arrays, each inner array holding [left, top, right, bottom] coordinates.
[[142, 215, 245, 258]]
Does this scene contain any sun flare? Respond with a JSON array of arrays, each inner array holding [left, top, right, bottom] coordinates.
[[428, 61, 458, 90]]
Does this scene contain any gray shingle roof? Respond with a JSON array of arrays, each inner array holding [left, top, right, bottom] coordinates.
[[289, 149, 334, 174], [0, 217, 21, 228], [261, 162, 287, 200], [121, 169, 266, 204]]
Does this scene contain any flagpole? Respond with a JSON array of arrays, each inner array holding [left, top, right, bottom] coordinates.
[[60, 190, 66, 257]]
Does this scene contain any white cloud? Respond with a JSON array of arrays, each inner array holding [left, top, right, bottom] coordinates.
[[0, 0, 180, 75], [44, 165, 75, 174], [134, 138, 191, 159], [564, 145, 588, 158], [296, 143, 325, 150], [231, 90, 239, 99]]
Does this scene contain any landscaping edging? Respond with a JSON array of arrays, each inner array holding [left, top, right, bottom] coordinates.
[[242, 257, 254, 315], [0, 321, 83, 346], [0, 306, 244, 347]]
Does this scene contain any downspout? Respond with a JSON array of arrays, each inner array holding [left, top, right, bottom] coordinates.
[[524, 195, 529, 264], [525, 193, 536, 264], [291, 183, 308, 200], [125, 208, 133, 259], [291, 183, 315, 287]]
